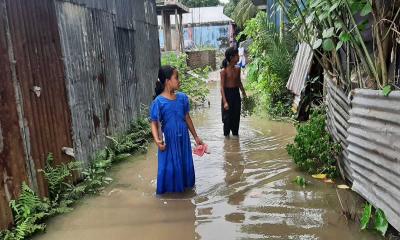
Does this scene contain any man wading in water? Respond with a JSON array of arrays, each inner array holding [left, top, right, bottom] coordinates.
[[220, 47, 247, 137]]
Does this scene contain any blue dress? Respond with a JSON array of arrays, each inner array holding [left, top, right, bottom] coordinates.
[[150, 92, 195, 194]]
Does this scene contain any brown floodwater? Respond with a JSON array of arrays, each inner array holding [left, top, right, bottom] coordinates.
[[34, 79, 383, 240]]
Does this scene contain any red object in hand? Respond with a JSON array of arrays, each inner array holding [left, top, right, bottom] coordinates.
[[193, 144, 209, 157]]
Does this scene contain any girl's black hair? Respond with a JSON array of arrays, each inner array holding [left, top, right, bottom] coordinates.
[[221, 47, 239, 69], [154, 65, 176, 98]]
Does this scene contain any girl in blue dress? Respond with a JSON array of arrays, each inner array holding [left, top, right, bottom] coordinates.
[[150, 65, 203, 195]]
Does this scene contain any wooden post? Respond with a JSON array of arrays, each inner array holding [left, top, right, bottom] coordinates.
[[162, 10, 172, 51], [174, 9, 178, 51], [179, 13, 184, 52]]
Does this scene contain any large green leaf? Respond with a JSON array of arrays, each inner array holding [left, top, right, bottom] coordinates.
[[318, 11, 330, 21], [334, 21, 344, 30], [329, 1, 341, 13], [322, 27, 335, 38], [382, 85, 393, 96], [339, 32, 351, 42], [313, 39, 323, 49], [360, 3, 372, 16], [323, 38, 335, 51], [306, 13, 315, 24], [360, 203, 372, 230], [374, 209, 388, 236], [294, 176, 307, 187], [311, 0, 323, 8], [336, 41, 343, 51], [350, 2, 364, 13]]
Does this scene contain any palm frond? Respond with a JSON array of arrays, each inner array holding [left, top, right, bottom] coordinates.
[[232, 0, 258, 28]]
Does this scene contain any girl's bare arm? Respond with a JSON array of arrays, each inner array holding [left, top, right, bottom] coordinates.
[[151, 121, 165, 151], [185, 114, 202, 145]]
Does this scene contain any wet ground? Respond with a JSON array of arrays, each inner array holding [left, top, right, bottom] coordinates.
[[35, 76, 383, 240]]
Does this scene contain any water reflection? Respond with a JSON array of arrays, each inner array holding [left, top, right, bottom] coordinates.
[[224, 138, 245, 186], [223, 138, 246, 206]]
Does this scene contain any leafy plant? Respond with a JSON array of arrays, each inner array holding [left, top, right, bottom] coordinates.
[[161, 52, 210, 106], [223, 0, 240, 18], [40, 153, 81, 202], [287, 107, 340, 178], [82, 116, 153, 194], [241, 95, 256, 117], [8, 183, 48, 239], [361, 203, 372, 230], [0, 182, 72, 240], [278, 0, 400, 91], [231, 0, 258, 28], [375, 209, 389, 236], [382, 85, 393, 96], [240, 11, 295, 118], [293, 176, 308, 187], [360, 203, 389, 236]]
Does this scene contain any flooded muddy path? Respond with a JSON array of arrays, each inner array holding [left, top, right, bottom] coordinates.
[[35, 78, 382, 240]]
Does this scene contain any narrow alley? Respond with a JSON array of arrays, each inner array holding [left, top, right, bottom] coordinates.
[[34, 77, 382, 240]]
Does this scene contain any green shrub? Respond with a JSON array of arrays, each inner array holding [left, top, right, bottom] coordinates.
[[286, 108, 340, 178], [0, 182, 72, 240], [239, 12, 295, 118], [161, 52, 210, 106]]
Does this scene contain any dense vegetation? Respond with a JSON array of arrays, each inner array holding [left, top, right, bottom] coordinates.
[[287, 108, 340, 179], [240, 11, 295, 118]]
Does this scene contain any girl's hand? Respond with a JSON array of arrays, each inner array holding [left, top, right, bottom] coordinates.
[[156, 139, 166, 151], [223, 102, 229, 110], [195, 136, 203, 146]]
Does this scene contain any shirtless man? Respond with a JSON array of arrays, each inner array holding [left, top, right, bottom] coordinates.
[[220, 47, 247, 137]]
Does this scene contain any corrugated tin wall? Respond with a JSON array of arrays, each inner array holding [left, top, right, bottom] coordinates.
[[55, 0, 159, 164], [56, 1, 124, 165], [0, 0, 24, 228], [0, 0, 75, 199], [0, 0, 159, 229], [286, 43, 313, 107], [65, 0, 116, 12], [131, 0, 160, 108], [347, 89, 400, 232], [324, 76, 400, 231], [325, 76, 353, 182]]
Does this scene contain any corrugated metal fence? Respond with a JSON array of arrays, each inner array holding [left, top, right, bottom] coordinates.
[[324, 76, 400, 232], [0, 0, 75, 229], [347, 89, 400, 232], [286, 43, 313, 108], [0, 0, 159, 229], [325, 76, 353, 182]]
